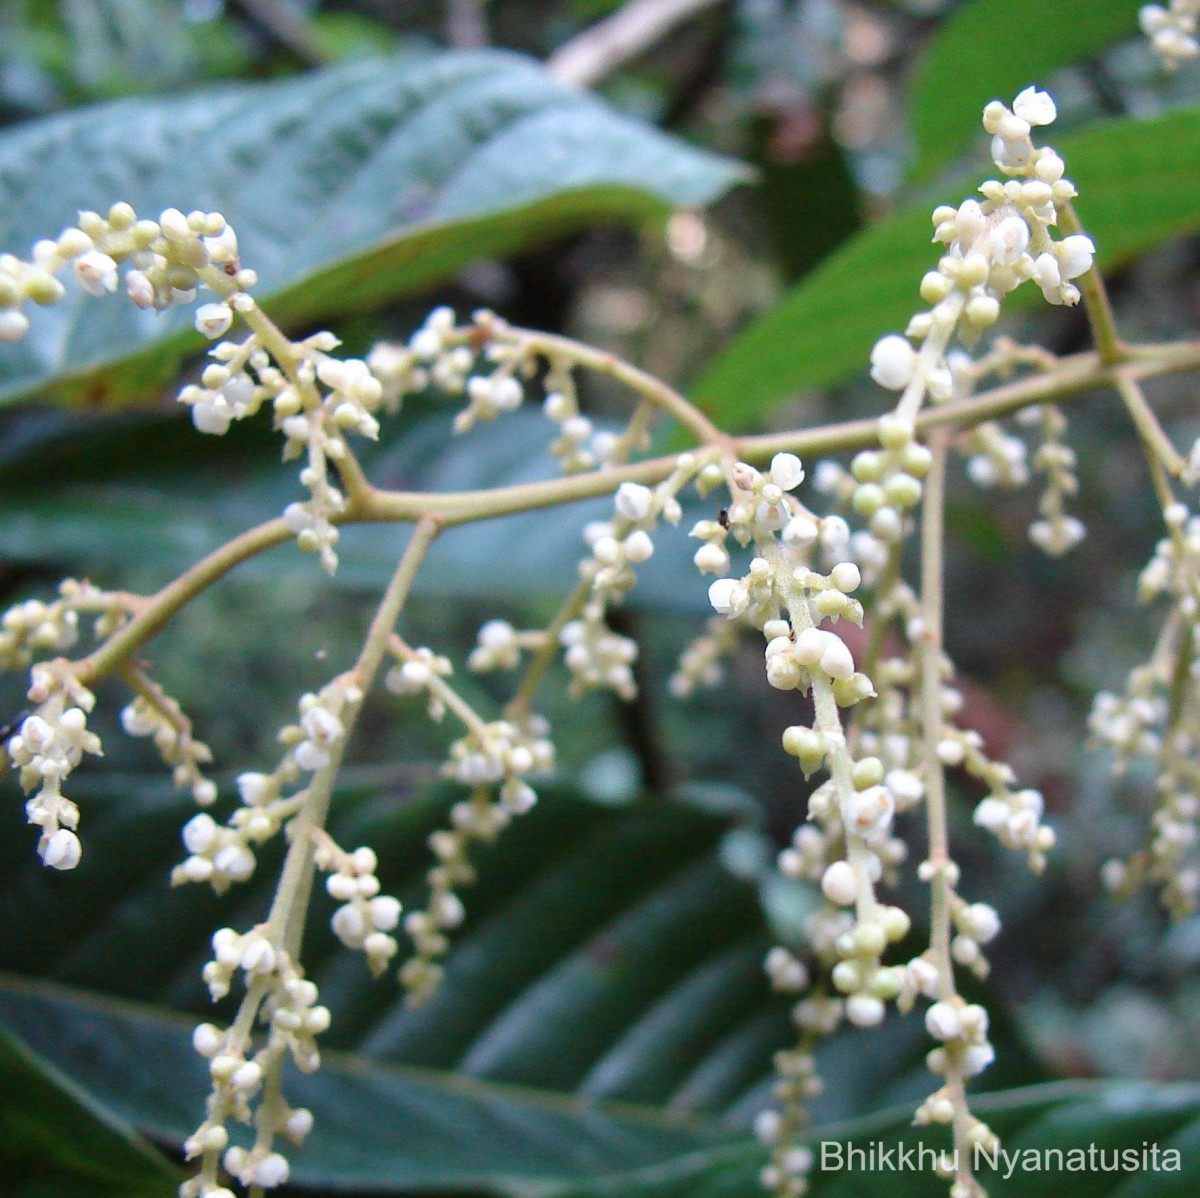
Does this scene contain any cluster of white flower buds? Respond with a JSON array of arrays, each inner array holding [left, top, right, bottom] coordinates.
[[1092, 501, 1200, 917], [121, 687, 216, 807], [0, 202, 254, 344], [847, 415, 933, 546], [371, 307, 542, 437], [542, 359, 629, 473], [756, 1110, 815, 1198], [865, 89, 1094, 496], [949, 899, 1003, 979], [186, 938, 327, 1197], [173, 678, 358, 892], [1, 593, 77, 666], [457, 357, 526, 432], [467, 620, 526, 673], [755, 950, 819, 1198], [400, 715, 552, 1007], [695, 454, 805, 580], [388, 632, 555, 1004], [965, 419, 1030, 489], [920, 997, 998, 1094], [315, 840, 403, 976], [973, 786, 1056, 869], [289, 680, 355, 772], [0, 579, 129, 671], [7, 665, 102, 871], [1141, 1, 1200, 67], [915, 996, 1000, 1193], [560, 614, 639, 700], [676, 112, 1090, 1188], [668, 616, 739, 697], [696, 451, 922, 1077], [1026, 404, 1084, 555], [178, 334, 271, 435], [386, 644, 455, 719], [560, 469, 689, 700]]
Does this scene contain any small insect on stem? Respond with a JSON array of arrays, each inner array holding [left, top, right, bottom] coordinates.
[[717, 508, 731, 530], [0, 709, 30, 746]]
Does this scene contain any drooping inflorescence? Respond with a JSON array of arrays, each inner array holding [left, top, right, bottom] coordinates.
[[2, 49, 1200, 1198]]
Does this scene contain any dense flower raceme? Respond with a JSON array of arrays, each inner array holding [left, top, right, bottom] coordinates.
[[699, 86, 1096, 1198], [858, 87, 1093, 558], [1092, 501, 1200, 918], [697, 442, 1037, 1198]]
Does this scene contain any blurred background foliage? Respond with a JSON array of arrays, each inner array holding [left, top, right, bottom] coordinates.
[[2, 1, 1200, 1195]]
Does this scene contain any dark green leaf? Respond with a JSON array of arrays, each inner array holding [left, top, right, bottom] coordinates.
[[0, 405, 714, 609], [692, 107, 1200, 430], [907, 0, 1142, 184], [0, 50, 746, 408], [0, 1024, 178, 1198], [0, 978, 731, 1195], [0, 772, 1047, 1186], [0, 777, 787, 1120], [554, 1081, 1200, 1198]]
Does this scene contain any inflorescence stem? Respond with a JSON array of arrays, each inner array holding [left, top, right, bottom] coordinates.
[[64, 337, 1200, 698]]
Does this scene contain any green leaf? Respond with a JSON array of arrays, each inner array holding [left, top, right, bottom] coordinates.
[[0, 405, 716, 609], [0, 978, 733, 1195], [0, 772, 1047, 1191], [692, 107, 1200, 431], [0, 1025, 179, 1198], [0, 778, 788, 1117], [552, 1080, 1200, 1198], [0, 49, 746, 408], [0, 780, 769, 1191], [907, 0, 1142, 185]]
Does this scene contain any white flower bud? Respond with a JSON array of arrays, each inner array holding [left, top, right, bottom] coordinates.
[[988, 216, 1030, 266], [195, 303, 233, 339], [253, 1152, 290, 1188], [962, 1043, 996, 1077], [159, 208, 191, 240], [818, 635, 854, 680], [708, 578, 748, 618], [769, 452, 804, 491], [232, 1060, 262, 1092], [925, 1001, 961, 1041], [1059, 234, 1095, 279], [821, 860, 859, 906], [326, 873, 357, 901], [42, 828, 82, 870], [954, 199, 984, 243], [693, 542, 730, 574], [869, 335, 917, 391], [623, 530, 654, 563], [491, 375, 523, 411], [240, 936, 276, 975], [182, 815, 218, 856], [964, 902, 1001, 943], [1012, 86, 1057, 127], [192, 1022, 223, 1058], [615, 482, 654, 522], [0, 308, 30, 342], [370, 895, 402, 930], [332, 903, 366, 945], [830, 562, 861, 593], [286, 1108, 314, 1142], [846, 994, 886, 1028], [73, 251, 118, 296], [783, 514, 819, 546]]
